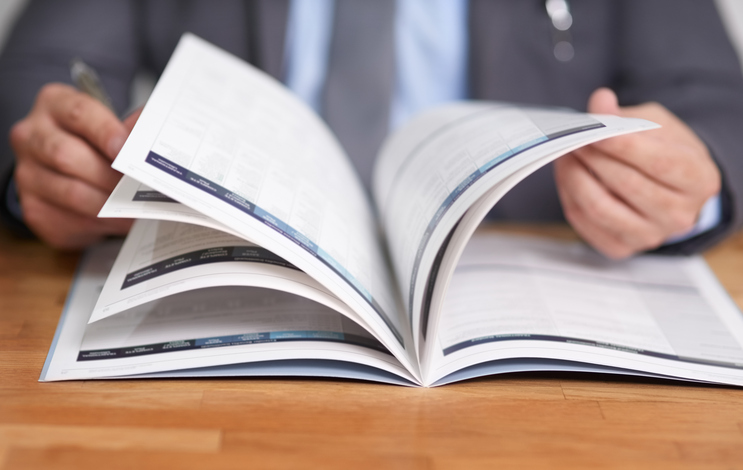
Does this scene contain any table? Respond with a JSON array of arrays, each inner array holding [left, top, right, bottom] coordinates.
[[1, 225, 742, 469]]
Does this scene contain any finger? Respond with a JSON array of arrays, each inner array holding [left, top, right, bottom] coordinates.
[[122, 106, 143, 133], [558, 190, 637, 259], [554, 155, 666, 257], [40, 83, 128, 160], [19, 115, 122, 192], [20, 194, 132, 250], [618, 103, 708, 157], [587, 88, 673, 129], [587, 88, 620, 116], [581, 132, 716, 193], [572, 146, 699, 234], [584, 87, 718, 193], [15, 157, 114, 219]]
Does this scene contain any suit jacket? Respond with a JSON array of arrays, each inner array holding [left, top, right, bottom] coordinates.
[[1, 0, 741, 254]]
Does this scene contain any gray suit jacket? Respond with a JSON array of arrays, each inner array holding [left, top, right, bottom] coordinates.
[[1, 0, 741, 254]]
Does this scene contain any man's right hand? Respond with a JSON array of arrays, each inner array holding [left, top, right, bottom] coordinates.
[[9, 83, 137, 249]]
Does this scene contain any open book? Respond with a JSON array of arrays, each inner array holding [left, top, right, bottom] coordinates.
[[41, 34, 743, 387]]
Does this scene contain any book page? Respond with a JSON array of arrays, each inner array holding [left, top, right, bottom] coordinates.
[[90, 220, 374, 339], [372, 103, 658, 353], [40, 241, 415, 384], [84, 287, 385, 363], [81, 286, 409, 381], [110, 34, 415, 375], [426, 231, 743, 386], [100, 175, 242, 237]]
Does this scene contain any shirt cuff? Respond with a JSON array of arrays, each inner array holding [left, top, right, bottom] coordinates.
[[664, 193, 721, 244]]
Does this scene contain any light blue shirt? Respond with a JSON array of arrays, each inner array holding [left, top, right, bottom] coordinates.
[[282, 0, 721, 243], [284, 0, 468, 130]]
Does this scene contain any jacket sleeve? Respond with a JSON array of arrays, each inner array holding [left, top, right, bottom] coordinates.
[[0, 0, 142, 234], [614, 0, 743, 254]]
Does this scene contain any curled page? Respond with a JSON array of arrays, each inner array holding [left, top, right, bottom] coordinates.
[[90, 220, 371, 334], [110, 34, 416, 377], [100, 175, 243, 237], [373, 103, 658, 354], [40, 241, 414, 384]]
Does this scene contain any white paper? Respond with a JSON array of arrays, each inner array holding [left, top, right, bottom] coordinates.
[[373, 103, 659, 355], [90, 219, 375, 338], [425, 231, 743, 386], [40, 241, 416, 384], [100, 175, 242, 237], [88, 33, 743, 389], [109, 34, 417, 377]]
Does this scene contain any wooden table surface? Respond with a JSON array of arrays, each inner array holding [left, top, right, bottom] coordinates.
[[1, 225, 742, 470]]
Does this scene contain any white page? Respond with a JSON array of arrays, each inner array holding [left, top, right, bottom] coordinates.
[[110, 34, 415, 376], [90, 219, 374, 339], [40, 242, 415, 384], [432, 358, 680, 387], [137, 360, 416, 386], [425, 231, 743, 386], [100, 175, 242, 237], [84, 286, 381, 356], [81, 286, 406, 380], [373, 103, 658, 354]]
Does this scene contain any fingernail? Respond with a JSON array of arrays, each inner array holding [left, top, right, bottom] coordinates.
[[107, 134, 126, 160]]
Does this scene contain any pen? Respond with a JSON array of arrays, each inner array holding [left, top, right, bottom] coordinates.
[[70, 57, 115, 111]]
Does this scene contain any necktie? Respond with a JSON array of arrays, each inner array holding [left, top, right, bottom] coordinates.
[[322, 0, 396, 190]]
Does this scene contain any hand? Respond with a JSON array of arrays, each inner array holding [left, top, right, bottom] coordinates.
[[9, 83, 142, 249], [554, 88, 721, 259]]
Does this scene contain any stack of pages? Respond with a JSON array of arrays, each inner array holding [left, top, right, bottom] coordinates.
[[42, 35, 743, 387]]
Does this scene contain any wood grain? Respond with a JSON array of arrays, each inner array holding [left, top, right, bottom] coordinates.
[[1, 225, 743, 470]]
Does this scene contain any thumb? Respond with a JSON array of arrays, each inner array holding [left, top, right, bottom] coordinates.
[[122, 106, 144, 133], [587, 87, 620, 115], [106, 106, 144, 161]]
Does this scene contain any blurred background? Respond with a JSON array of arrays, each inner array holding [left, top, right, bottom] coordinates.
[[2, 0, 743, 96]]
